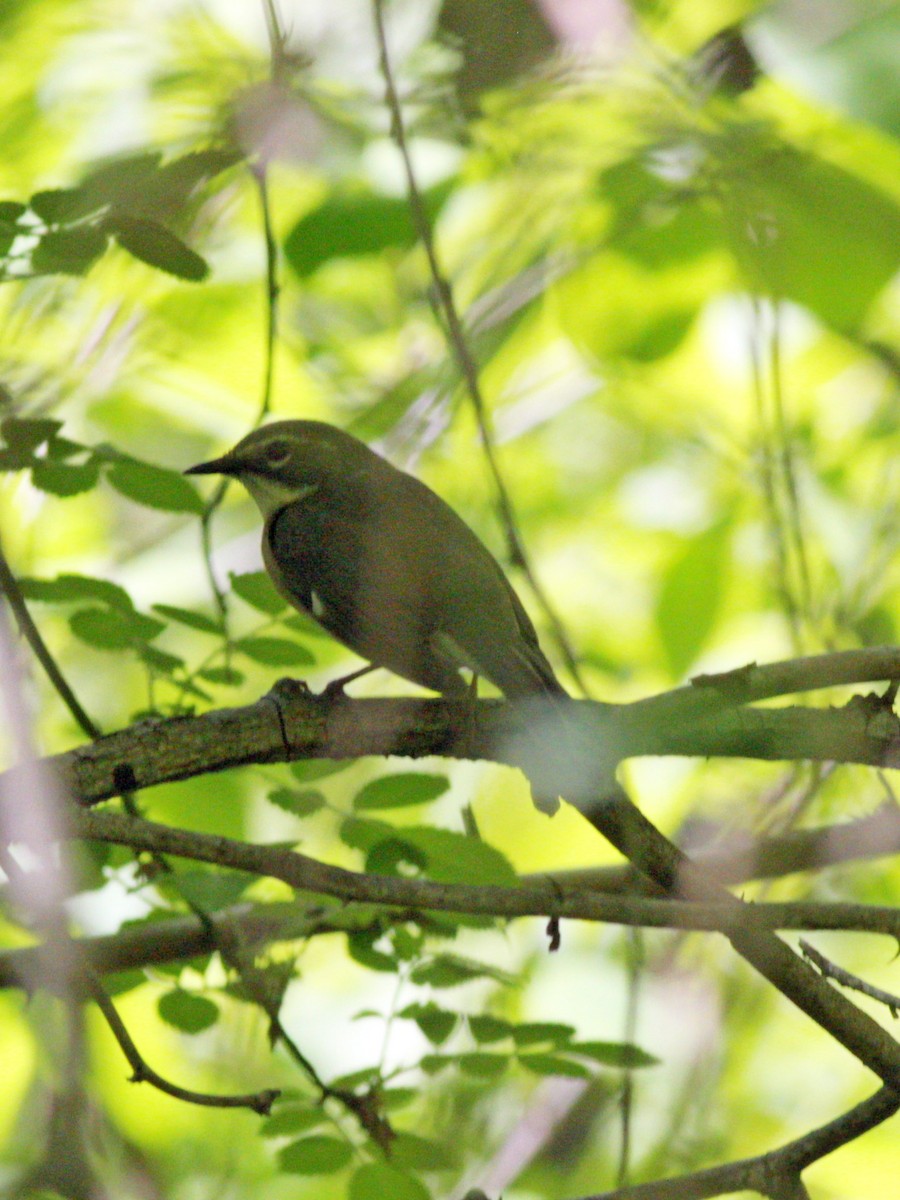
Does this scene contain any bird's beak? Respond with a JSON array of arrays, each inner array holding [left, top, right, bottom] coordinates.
[[183, 452, 237, 477]]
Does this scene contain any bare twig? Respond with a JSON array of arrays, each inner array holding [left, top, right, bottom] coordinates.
[[85, 966, 279, 1114], [800, 939, 900, 1018], [0, 539, 101, 739]]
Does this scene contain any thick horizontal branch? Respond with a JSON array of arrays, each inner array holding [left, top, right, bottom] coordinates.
[[12, 663, 900, 812], [54, 809, 900, 943], [2, 885, 897, 996], [527, 803, 900, 892]]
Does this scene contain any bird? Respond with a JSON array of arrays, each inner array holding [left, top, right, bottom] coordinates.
[[184, 419, 567, 705]]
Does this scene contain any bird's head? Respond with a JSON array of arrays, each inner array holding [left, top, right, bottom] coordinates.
[[185, 420, 373, 518]]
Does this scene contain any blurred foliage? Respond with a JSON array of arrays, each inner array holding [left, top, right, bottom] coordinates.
[[0, 0, 898, 1198]]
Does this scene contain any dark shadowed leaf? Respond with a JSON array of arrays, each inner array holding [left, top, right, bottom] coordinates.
[[399, 1002, 457, 1045], [108, 215, 209, 280], [31, 225, 107, 275], [152, 603, 224, 634], [30, 187, 101, 223], [18, 574, 134, 610], [31, 460, 100, 496], [1, 416, 62, 450]]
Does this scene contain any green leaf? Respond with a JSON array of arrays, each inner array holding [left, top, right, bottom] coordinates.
[[284, 178, 453, 277], [349, 1162, 430, 1200], [733, 144, 900, 330], [410, 955, 514, 988], [511, 1021, 575, 1048], [108, 214, 209, 280], [363, 826, 517, 886], [656, 520, 731, 678], [104, 969, 146, 998], [198, 665, 245, 686], [138, 644, 185, 674], [399, 1002, 457, 1045], [235, 636, 315, 666], [157, 989, 219, 1034], [1, 416, 62, 451], [353, 772, 449, 811], [267, 787, 327, 816], [151, 603, 224, 634], [230, 570, 287, 614], [517, 1053, 590, 1079], [278, 1135, 352, 1175], [105, 459, 205, 513], [0, 200, 26, 225], [30, 460, 100, 497], [391, 1131, 455, 1170], [346, 928, 397, 973], [174, 870, 251, 911], [18, 574, 134, 610], [365, 838, 428, 878], [289, 760, 348, 783], [69, 606, 164, 650], [31, 225, 107, 275], [0, 447, 35, 470], [30, 187, 101, 223], [458, 1052, 508, 1080], [339, 816, 395, 853], [468, 1015, 511, 1043], [260, 1106, 327, 1138], [281, 612, 331, 637], [569, 1040, 659, 1069]]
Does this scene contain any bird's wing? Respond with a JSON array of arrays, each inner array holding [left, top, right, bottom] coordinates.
[[265, 495, 466, 693]]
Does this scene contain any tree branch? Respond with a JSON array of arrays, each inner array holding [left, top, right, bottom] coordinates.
[[575, 1085, 899, 1199]]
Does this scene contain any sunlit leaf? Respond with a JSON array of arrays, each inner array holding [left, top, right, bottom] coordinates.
[[157, 989, 219, 1034], [349, 1162, 430, 1200], [278, 1136, 352, 1175], [230, 570, 287, 614], [236, 636, 315, 666], [353, 772, 449, 810], [106, 459, 205, 513]]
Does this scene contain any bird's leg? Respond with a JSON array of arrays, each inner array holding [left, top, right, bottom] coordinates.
[[322, 664, 378, 698], [448, 672, 480, 757]]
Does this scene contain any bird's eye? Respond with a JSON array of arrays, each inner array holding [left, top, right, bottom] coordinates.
[[263, 439, 292, 467]]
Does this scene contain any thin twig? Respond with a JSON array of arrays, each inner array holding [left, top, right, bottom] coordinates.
[[577, 1085, 899, 1199], [800, 939, 900, 1018], [0, 539, 101, 740], [85, 966, 279, 1114], [371, 0, 586, 692]]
